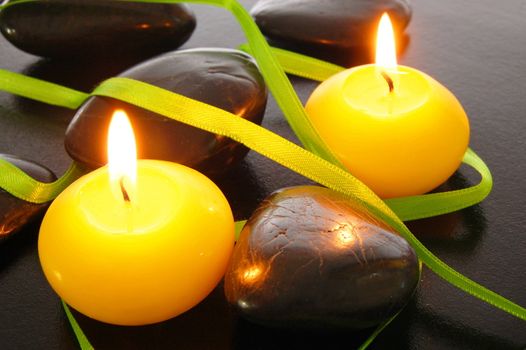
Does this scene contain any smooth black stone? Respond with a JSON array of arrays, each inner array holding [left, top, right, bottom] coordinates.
[[65, 48, 268, 177], [251, 0, 412, 50], [224, 186, 420, 330], [0, 154, 56, 242], [0, 0, 196, 59]]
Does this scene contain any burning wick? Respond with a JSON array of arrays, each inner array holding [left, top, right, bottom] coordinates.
[[380, 71, 394, 93], [119, 177, 131, 203]]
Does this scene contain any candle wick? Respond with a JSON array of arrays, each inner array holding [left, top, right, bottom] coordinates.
[[119, 177, 131, 203], [380, 71, 394, 93]]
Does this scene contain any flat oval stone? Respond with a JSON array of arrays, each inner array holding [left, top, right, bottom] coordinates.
[[65, 48, 267, 177], [0, 0, 196, 59], [224, 186, 420, 330], [251, 0, 411, 50], [0, 154, 56, 242]]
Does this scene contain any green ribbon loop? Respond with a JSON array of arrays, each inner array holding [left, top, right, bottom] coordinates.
[[0, 69, 89, 109], [386, 148, 492, 221], [0, 160, 84, 203], [239, 43, 345, 82]]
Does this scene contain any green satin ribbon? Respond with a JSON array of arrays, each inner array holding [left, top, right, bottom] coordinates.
[[0, 69, 89, 109], [62, 302, 94, 350], [239, 44, 346, 82], [0, 160, 84, 203], [0, 0, 524, 349]]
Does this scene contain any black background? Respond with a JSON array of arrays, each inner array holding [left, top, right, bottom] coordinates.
[[1, 0, 526, 349]]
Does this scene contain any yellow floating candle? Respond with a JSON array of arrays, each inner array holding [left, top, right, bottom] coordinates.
[[305, 14, 470, 198], [38, 111, 234, 325]]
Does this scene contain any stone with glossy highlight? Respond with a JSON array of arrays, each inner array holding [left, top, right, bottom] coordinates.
[[65, 48, 267, 177], [0, 0, 196, 59], [224, 186, 420, 330], [251, 0, 411, 50]]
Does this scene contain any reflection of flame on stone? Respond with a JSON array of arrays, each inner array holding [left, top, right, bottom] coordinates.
[[0, 206, 37, 238], [234, 105, 249, 117], [336, 227, 356, 246], [241, 265, 263, 284]]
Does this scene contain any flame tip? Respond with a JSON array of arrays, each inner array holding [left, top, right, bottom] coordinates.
[[375, 12, 397, 70], [108, 109, 137, 202]]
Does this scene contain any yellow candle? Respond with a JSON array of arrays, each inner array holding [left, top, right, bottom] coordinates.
[[38, 111, 234, 325], [305, 14, 470, 198]]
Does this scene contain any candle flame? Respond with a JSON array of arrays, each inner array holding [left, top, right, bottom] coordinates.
[[107, 110, 137, 202], [375, 13, 397, 70]]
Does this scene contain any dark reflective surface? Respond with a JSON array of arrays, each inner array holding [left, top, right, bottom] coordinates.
[[65, 48, 268, 177], [225, 186, 420, 330], [0, 0, 525, 349], [0, 0, 196, 59]]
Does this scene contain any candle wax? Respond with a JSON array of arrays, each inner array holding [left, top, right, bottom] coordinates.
[[305, 64, 470, 198], [39, 160, 234, 325]]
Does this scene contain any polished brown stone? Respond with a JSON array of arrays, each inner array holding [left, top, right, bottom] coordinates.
[[65, 48, 267, 177], [0, 154, 56, 242], [224, 186, 420, 330], [0, 0, 196, 59], [251, 0, 411, 50]]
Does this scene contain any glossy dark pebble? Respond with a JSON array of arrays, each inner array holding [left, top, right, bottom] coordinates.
[[0, 0, 196, 59], [0, 154, 56, 242], [224, 186, 420, 330], [65, 48, 267, 177], [251, 0, 411, 50]]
